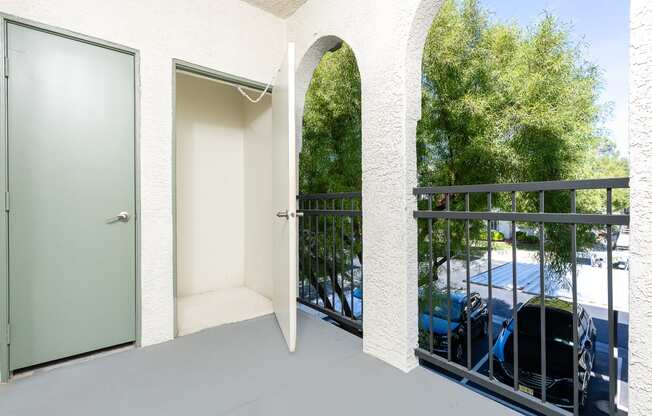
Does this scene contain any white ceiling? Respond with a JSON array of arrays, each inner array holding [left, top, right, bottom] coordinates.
[[241, 0, 307, 18]]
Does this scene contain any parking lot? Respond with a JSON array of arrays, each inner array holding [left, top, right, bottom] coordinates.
[[423, 249, 629, 415]]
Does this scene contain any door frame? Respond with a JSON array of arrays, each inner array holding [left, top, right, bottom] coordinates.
[[171, 59, 272, 337], [0, 14, 142, 382]]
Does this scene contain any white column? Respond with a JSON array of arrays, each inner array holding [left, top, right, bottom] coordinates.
[[629, 1, 652, 415], [359, 38, 421, 373], [288, 0, 443, 373], [358, 0, 442, 373]]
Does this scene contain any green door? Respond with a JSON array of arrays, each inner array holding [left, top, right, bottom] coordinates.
[[6, 23, 136, 371]]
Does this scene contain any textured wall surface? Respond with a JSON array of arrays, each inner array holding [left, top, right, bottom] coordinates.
[[0, 0, 285, 353], [629, 1, 652, 415], [288, 0, 443, 372]]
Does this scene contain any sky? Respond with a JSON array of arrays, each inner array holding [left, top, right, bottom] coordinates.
[[480, 0, 630, 158]]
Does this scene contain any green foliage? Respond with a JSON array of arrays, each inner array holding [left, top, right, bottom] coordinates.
[[419, 0, 609, 190], [299, 43, 361, 194], [417, 0, 629, 276], [479, 229, 505, 242], [516, 231, 539, 245]]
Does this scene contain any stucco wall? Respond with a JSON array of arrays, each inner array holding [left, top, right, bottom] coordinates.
[[288, 0, 443, 372], [0, 0, 285, 348], [629, 1, 652, 415], [175, 74, 246, 297]]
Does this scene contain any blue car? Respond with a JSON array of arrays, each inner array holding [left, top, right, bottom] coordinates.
[[419, 289, 488, 362], [492, 297, 597, 410]]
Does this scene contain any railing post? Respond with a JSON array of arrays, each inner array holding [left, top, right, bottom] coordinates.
[[607, 188, 616, 416], [446, 194, 452, 362], [428, 194, 434, 354], [487, 192, 494, 379], [539, 190, 547, 403], [511, 191, 519, 391], [465, 193, 472, 370], [571, 190, 579, 416]]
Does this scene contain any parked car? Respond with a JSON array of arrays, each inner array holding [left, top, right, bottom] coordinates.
[[419, 288, 488, 362], [492, 297, 597, 410], [577, 251, 604, 268], [613, 249, 629, 270]]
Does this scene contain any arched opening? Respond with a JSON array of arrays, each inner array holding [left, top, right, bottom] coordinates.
[[413, 1, 630, 414], [295, 39, 363, 335]]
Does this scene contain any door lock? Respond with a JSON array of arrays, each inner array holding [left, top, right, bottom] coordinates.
[[106, 211, 130, 224]]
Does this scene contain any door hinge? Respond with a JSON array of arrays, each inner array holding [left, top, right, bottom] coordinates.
[[5, 324, 9, 345], [3, 56, 7, 78], [4, 191, 8, 212]]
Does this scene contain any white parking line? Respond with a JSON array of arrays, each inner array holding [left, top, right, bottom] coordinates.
[[460, 353, 489, 385], [616, 350, 628, 413], [589, 354, 628, 412], [590, 371, 609, 382]]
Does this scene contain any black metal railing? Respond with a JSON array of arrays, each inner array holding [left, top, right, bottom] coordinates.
[[413, 178, 629, 416], [297, 192, 363, 334]]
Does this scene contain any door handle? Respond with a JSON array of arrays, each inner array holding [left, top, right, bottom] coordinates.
[[277, 210, 302, 219], [106, 211, 130, 224]]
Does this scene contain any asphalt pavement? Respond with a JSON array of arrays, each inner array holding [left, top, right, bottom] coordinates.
[[421, 281, 629, 416]]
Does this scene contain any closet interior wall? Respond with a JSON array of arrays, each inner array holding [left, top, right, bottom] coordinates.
[[175, 72, 274, 336]]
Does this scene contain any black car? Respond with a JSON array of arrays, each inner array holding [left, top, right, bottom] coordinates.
[[419, 288, 488, 362], [492, 297, 597, 409]]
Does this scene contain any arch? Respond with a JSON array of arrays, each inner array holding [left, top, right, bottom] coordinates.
[[404, 0, 444, 127], [399, 0, 445, 368], [294, 35, 361, 153], [294, 34, 363, 329]]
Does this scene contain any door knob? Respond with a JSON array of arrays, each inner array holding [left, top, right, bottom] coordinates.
[[106, 211, 130, 224]]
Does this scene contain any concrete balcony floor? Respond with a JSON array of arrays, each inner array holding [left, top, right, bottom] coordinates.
[[0, 312, 518, 416]]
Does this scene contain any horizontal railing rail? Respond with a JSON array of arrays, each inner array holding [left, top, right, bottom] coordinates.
[[297, 191, 362, 200], [297, 192, 363, 334], [300, 209, 362, 218], [413, 178, 629, 416], [414, 211, 629, 225], [414, 177, 629, 195]]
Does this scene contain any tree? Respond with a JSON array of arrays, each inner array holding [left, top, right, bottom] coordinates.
[[417, 0, 628, 282], [300, 43, 361, 194]]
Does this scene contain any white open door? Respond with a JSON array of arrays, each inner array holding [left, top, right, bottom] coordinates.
[[272, 42, 297, 352]]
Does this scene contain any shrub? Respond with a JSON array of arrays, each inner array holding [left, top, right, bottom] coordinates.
[[479, 230, 505, 241], [516, 231, 539, 244]]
